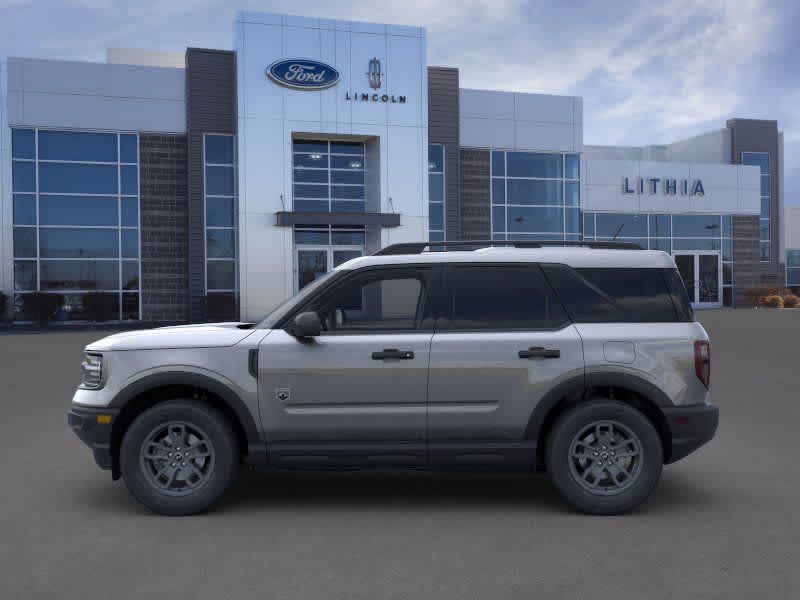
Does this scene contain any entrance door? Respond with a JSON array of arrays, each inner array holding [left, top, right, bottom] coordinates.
[[674, 252, 721, 308], [295, 246, 363, 292]]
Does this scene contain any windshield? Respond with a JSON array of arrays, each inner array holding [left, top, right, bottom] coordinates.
[[256, 269, 339, 329]]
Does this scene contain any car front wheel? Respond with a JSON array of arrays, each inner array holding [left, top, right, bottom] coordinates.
[[545, 400, 663, 515], [120, 400, 239, 516]]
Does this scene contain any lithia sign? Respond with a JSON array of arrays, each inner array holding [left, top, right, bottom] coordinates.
[[623, 177, 705, 196], [267, 57, 407, 103]]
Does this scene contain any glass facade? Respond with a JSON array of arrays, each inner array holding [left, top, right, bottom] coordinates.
[[11, 128, 141, 320], [491, 150, 580, 240], [787, 250, 800, 288], [742, 152, 770, 261], [583, 212, 733, 306], [292, 140, 365, 213], [428, 144, 445, 241], [293, 225, 365, 290], [204, 134, 238, 307]]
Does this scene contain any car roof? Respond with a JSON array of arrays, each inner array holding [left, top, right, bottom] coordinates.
[[337, 246, 676, 270]]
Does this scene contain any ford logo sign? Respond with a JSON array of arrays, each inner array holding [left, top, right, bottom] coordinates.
[[267, 59, 340, 90]]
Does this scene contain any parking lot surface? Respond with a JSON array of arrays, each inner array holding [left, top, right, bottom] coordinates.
[[1, 309, 799, 599]]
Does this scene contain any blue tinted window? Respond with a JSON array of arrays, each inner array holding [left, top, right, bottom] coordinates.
[[12, 129, 35, 159], [294, 169, 328, 184], [721, 215, 732, 237], [206, 166, 235, 195], [491, 151, 505, 177], [787, 250, 800, 268], [206, 197, 234, 227], [14, 261, 37, 291], [673, 238, 721, 251], [331, 185, 364, 200], [650, 238, 671, 252], [294, 230, 329, 245], [122, 261, 139, 290], [583, 213, 595, 238], [507, 152, 562, 178], [507, 206, 564, 233], [595, 213, 647, 237], [507, 179, 562, 206], [121, 229, 139, 258], [13, 194, 36, 225], [722, 238, 732, 261], [40, 195, 118, 226], [13, 228, 37, 258], [331, 155, 362, 169], [207, 260, 236, 290], [121, 165, 138, 195], [40, 260, 118, 290], [121, 292, 140, 320], [294, 199, 328, 212], [565, 208, 580, 233], [741, 152, 769, 174], [205, 135, 234, 164], [492, 179, 505, 205], [565, 154, 580, 179], [40, 228, 118, 258], [294, 184, 328, 199], [565, 181, 579, 206], [760, 175, 770, 196], [121, 198, 139, 226], [332, 200, 365, 212], [293, 140, 328, 154], [429, 203, 444, 230], [759, 220, 770, 240], [428, 144, 444, 172], [332, 170, 364, 185], [38, 131, 117, 162], [649, 214, 671, 237], [429, 173, 444, 203], [120, 134, 138, 163], [429, 231, 445, 242], [207, 229, 236, 258], [12, 161, 36, 192], [39, 163, 118, 194], [330, 141, 364, 155], [761, 197, 770, 218], [331, 230, 365, 245], [673, 214, 721, 237], [294, 153, 329, 168], [492, 207, 505, 233]]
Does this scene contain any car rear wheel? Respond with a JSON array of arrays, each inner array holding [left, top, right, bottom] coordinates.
[[545, 400, 663, 515], [120, 400, 239, 515]]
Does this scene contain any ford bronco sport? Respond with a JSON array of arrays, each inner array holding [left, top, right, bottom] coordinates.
[[68, 240, 718, 515]]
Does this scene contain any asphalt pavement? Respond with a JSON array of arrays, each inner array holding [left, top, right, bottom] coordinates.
[[1, 309, 799, 599]]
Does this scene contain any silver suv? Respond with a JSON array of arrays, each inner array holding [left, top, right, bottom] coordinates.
[[68, 241, 718, 516]]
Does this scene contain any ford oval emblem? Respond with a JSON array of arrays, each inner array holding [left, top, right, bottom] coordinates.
[[267, 59, 340, 90]]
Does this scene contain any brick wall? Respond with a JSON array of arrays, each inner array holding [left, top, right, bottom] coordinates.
[[459, 149, 490, 239], [139, 133, 189, 322], [732, 215, 786, 307]]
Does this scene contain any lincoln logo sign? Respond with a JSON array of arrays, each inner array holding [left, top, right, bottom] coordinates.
[[266, 59, 340, 90], [623, 176, 705, 196]]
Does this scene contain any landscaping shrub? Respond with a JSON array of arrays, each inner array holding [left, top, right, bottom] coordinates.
[[782, 294, 799, 308], [762, 295, 784, 309], [82, 292, 118, 322], [21, 293, 64, 324], [746, 287, 770, 307]]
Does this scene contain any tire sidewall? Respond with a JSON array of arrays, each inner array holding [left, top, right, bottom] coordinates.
[[546, 400, 663, 515], [120, 400, 238, 516]]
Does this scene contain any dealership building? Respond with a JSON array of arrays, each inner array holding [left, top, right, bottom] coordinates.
[[0, 10, 790, 322]]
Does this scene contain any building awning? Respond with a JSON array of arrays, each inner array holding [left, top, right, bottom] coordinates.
[[275, 211, 401, 227]]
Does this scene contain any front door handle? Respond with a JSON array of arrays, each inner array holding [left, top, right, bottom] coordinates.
[[372, 348, 415, 360], [518, 347, 560, 359]]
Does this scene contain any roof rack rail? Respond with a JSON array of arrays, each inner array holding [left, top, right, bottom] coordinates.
[[373, 239, 643, 256]]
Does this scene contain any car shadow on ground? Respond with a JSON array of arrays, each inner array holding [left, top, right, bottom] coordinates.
[[69, 466, 728, 517]]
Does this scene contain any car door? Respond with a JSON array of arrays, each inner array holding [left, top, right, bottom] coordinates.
[[427, 263, 584, 465], [258, 265, 435, 465]]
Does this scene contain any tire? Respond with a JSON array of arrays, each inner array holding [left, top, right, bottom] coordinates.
[[120, 399, 239, 516], [545, 400, 663, 515]]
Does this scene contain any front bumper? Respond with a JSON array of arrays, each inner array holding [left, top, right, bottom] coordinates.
[[67, 405, 120, 471], [663, 403, 719, 463]]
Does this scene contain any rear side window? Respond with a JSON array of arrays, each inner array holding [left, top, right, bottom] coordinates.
[[542, 265, 691, 323], [441, 265, 568, 330]]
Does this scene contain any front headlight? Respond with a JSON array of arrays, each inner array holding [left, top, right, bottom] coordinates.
[[80, 353, 103, 389]]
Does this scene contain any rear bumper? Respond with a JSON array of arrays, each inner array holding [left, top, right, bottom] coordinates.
[[67, 405, 120, 471], [663, 403, 719, 463]]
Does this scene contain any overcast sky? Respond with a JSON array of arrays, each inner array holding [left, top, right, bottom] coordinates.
[[2, 0, 798, 204]]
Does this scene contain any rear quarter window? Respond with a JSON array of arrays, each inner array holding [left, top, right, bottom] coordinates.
[[542, 265, 692, 323]]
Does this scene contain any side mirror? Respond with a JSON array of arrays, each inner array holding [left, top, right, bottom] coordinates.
[[291, 311, 322, 338]]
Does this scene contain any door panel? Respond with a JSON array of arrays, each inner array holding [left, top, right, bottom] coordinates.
[[698, 254, 720, 303], [427, 328, 584, 440], [296, 248, 328, 290], [675, 254, 695, 302]]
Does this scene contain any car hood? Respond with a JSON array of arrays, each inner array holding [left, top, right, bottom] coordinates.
[[85, 323, 258, 352]]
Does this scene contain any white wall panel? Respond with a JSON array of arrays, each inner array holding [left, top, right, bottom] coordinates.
[[459, 117, 514, 149], [460, 89, 514, 120], [514, 121, 574, 152]]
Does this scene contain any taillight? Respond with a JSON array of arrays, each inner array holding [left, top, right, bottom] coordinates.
[[694, 340, 710, 388]]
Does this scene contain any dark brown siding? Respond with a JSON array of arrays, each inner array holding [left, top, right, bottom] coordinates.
[[459, 149, 491, 239], [732, 215, 760, 307], [427, 67, 460, 240], [139, 134, 189, 322], [186, 48, 237, 322]]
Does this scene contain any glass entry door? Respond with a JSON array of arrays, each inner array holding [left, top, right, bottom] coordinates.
[[295, 247, 363, 291], [674, 252, 721, 308]]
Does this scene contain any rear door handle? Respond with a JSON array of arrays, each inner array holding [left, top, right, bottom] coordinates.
[[372, 348, 415, 360], [518, 347, 560, 359]]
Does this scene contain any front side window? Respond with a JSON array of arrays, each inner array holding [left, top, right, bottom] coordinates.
[[441, 265, 568, 330], [308, 268, 430, 332]]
